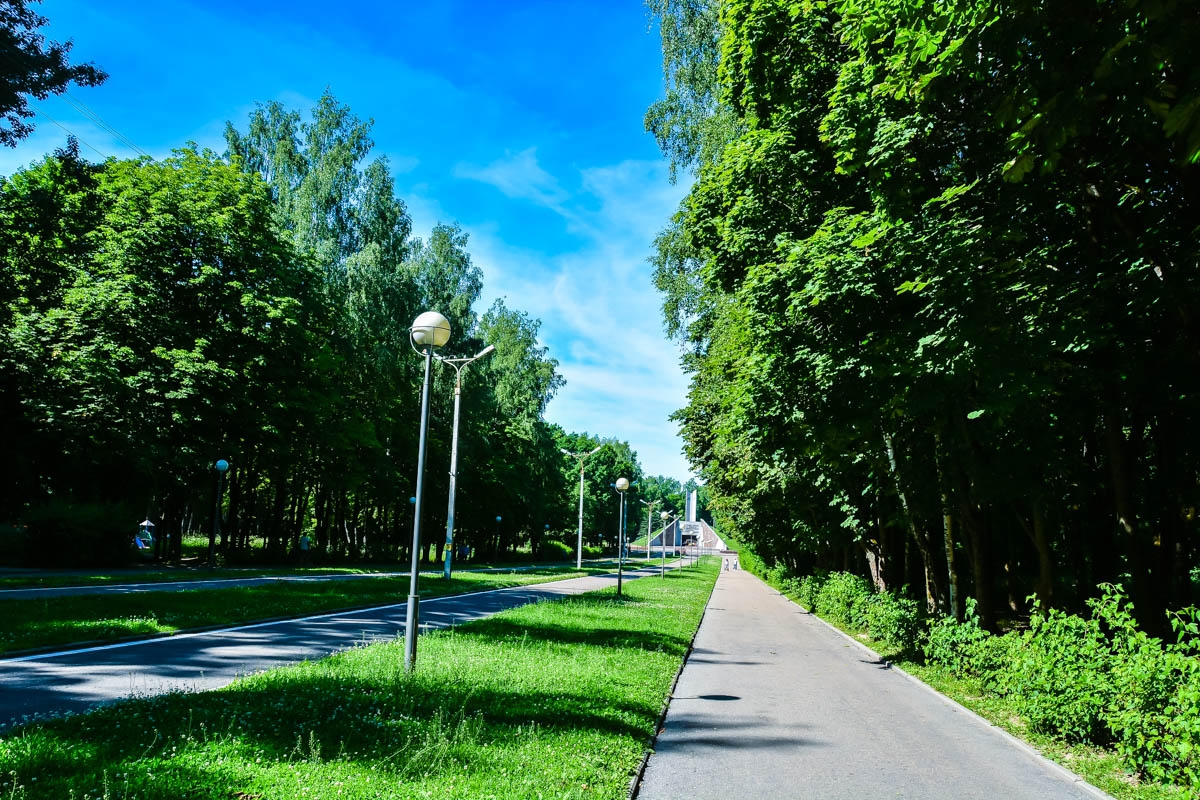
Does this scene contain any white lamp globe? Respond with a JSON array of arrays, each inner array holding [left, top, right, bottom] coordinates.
[[615, 477, 630, 491], [411, 311, 451, 348]]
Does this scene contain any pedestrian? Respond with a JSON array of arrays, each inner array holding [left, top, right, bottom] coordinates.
[[724, 558, 729, 570], [298, 533, 311, 568]]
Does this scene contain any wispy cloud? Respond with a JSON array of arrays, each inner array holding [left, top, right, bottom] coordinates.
[[455, 148, 570, 210], [439, 152, 694, 480]]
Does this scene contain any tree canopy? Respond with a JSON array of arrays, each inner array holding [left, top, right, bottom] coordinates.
[[650, 0, 1200, 631]]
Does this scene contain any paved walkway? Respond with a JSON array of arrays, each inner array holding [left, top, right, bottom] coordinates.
[[0, 565, 665, 729], [636, 569, 1108, 800]]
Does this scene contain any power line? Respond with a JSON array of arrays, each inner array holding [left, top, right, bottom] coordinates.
[[62, 90, 151, 158], [26, 102, 109, 161]]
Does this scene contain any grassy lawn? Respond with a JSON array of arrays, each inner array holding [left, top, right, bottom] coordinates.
[[0, 561, 718, 799], [0, 566, 619, 656], [0, 566, 397, 591], [0, 559, 633, 591]]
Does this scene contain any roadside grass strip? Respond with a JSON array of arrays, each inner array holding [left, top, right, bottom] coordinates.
[[0, 567, 613, 656], [0, 561, 717, 799], [0, 567, 393, 591]]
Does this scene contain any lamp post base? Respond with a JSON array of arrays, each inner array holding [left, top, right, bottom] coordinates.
[[404, 594, 420, 672]]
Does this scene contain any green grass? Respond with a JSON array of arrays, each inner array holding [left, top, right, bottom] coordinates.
[[0, 567, 617, 656], [0, 561, 718, 799], [0, 566, 397, 591]]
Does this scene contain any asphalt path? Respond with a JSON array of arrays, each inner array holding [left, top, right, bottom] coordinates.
[[636, 568, 1109, 800], [0, 564, 667, 730]]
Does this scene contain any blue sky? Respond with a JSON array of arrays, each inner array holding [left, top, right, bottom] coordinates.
[[3, 0, 696, 481]]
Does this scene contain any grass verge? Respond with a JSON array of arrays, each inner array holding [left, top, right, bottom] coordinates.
[[0, 566, 396, 591], [0, 567, 619, 656], [0, 561, 718, 799]]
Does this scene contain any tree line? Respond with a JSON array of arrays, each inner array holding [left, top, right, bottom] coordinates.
[[0, 16, 695, 568], [647, 0, 1200, 633]]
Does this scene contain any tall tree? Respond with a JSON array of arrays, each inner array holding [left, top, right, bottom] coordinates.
[[0, 0, 107, 147]]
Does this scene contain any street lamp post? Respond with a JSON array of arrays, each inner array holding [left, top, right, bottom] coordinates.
[[660, 511, 673, 578], [404, 310, 451, 673], [561, 445, 602, 569], [639, 499, 659, 562], [437, 344, 496, 580], [208, 459, 229, 569], [613, 477, 630, 597]]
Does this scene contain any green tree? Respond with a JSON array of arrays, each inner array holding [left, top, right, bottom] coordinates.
[[0, 0, 107, 147]]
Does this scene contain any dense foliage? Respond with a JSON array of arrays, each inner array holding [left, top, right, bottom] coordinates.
[[649, 0, 1200, 631], [0, 91, 676, 567]]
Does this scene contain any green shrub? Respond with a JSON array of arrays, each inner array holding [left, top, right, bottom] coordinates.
[[1007, 602, 1113, 744], [860, 592, 921, 654], [814, 572, 872, 627], [795, 572, 826, 609], [1089, 588, 1200, 789], [923, 598, 993, 676]]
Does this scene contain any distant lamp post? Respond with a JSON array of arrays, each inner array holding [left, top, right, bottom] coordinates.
[[561, 445, 603, 568], [436, 344, 496, 580], [613, 477, 630, 597], [405, 310, 451, 673], [208, 459, 230, 569], [660, 511, 675, 579], [639, 499, 659, 562], [495, 515, 502, 555]]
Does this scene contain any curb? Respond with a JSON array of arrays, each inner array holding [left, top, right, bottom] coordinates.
[[776, 588, 1115, 800], [628, 561, 719, 799]]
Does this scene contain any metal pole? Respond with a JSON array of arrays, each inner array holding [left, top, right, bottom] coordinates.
[[646, 504, 653, 562], [618, 490, 625, 595], [443, 375, 463, 580], [662, 519, 667, 579], [405, 344, 435, 673], [208, 469, 223, 569], [576, 464, 585, 569]]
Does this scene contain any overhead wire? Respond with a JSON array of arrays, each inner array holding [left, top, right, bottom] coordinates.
[[61, 90, 151, 158], [0, 49, 151, 160], [25, 101, 108, 161]]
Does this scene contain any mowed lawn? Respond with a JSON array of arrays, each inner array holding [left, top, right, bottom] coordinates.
[[0, 561, 717, 799], [0, 566, 613, 655]]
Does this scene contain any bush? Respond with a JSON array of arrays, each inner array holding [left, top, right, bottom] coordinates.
[[860, 592, 921, 654], [1007, 602, 1113, 744], [924, 598, 993, 675], [21, 500, 137, 568], [814, 572, 872, 627], [536, 540, 574, 562]]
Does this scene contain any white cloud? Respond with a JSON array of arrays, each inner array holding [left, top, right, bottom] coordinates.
[[455, 148, 570, 210], [440, 153, 695, 481]]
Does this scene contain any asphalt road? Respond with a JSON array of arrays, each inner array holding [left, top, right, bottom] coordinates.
[[0, 565, 665, 730], [636, 569, 1109, 800]]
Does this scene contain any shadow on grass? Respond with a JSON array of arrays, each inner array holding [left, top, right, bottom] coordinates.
[[2, 644, 664, 799], [2, 571, 719, 799]]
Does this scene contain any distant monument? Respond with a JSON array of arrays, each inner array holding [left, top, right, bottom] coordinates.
[[686, 489, 698, 522]]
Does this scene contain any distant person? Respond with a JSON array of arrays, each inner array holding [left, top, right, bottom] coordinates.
[[298, 533, 311, 567]]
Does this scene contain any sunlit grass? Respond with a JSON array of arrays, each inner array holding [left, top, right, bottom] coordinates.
[[0, 562, 718, 799], [0, 566, 392, 590], [0, 566, 616, 655]]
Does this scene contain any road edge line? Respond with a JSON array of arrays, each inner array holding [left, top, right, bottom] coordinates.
[[767, 579, 1115, 800]]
